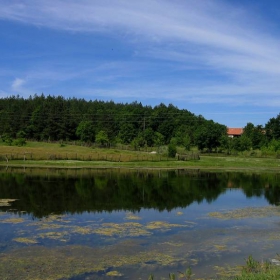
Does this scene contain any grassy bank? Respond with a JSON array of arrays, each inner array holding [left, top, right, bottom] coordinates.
[[0, 141, 280, 171], [149, 256, 280, 279]]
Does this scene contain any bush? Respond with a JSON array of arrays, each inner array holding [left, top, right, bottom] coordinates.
[[13, 138, 26, 147], [2, 133, 13, 145], [168, 143, 177, 158]]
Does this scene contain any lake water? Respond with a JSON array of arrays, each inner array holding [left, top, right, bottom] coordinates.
[[0, 167, 280, 279]]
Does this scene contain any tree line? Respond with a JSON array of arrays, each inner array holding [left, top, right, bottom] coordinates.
[[0, 94, 280, 154], [221, 120, 280, 155], [0, 94, 226, 152]]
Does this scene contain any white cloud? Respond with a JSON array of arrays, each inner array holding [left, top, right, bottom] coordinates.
[[1, 1, 279, 74], [11, 78, 25, 90], [1, 0, 280, 124]]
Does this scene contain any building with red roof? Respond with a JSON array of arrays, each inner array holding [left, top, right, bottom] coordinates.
[[227, 128, 244, 138]]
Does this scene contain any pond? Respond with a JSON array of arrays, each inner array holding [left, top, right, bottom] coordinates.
[[0, 167, 280, 279]]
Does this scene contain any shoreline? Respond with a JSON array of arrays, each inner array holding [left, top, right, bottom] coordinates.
[[1, 160, 280, 173]]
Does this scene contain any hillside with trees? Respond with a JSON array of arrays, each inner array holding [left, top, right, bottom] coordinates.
[[0, 94, 227, 152], [1, 94, 280, 155]]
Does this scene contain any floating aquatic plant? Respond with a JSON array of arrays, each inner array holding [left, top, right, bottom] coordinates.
[[208, 206, 280, 220], [13, 237, 38, 244]]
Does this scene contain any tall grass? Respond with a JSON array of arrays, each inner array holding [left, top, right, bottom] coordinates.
[[0, 141, 198, 163], [148, 256, 280, 280], [1, 141, 280, 170]]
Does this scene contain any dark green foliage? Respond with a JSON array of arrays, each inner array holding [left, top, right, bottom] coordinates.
[[131, 136, 142, 150], [95, 130, 109, 146], [168, 142, 177, 157], [1, 133, 13, 145], [182, 135, 191, 151], [232, 135, 252, 152], [220, 135, 234, 154], [194, 121, 227, 151], [0, 95, 185, 143], [13, 138, 26, 147], [118, 123, 137, 144], [265, 114, 280, 141], [142, 127, 156, 147], [262, 139, 280, 152], [154, 132, 164, 151], [76, 120, 95, 142], [243, 123, 265, 150], [16, 130, 26, 139]]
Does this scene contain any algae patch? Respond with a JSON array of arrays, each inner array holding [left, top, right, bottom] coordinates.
[[0, 244, 179, 280], [161, 241, 184, 247], [214, 245, 227, 251], [125, 212, 142, 220], [146, 221, 188, 231], [93, 222, 151, 237], [13, 237, 38, 244], [1, 217, 25, 224], [106, 270, 123, 277], [208, 206, 280, 220], [92, 221, 189, 237], [38, 231, 69, 242], [213, 264, 241, 278]]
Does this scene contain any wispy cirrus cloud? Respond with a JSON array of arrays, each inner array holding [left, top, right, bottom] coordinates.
[[0, 0, 277, 54], [1, 0, 280, 126], [1, 0, 279, 76]]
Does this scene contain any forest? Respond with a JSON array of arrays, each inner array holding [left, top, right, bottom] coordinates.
[[0, 94, 280, 154]]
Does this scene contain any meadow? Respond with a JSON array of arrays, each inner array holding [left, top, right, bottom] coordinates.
[[0, 141, 280, 172], [1, 141, 280, 280]]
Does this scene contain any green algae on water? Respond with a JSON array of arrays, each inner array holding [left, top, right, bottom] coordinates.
[[146, 221, 189, 231], [13, 237, 38, 244], [38, 231, 69, 242], [0, 244, 180, 280], [106, 270, 123, 277], [208, 206, 280, 220], [92, 222, 151, 237], [125, 212, 142, 220], [1, 217, 25, 224]]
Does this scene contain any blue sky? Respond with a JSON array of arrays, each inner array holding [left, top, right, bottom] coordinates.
[[1, 0, 280, 127]]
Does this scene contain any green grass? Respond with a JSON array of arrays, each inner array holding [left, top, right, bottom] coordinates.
[[0, 141, 280, 171], [149, 256, 280, 279], [233, 267, 280, 279]]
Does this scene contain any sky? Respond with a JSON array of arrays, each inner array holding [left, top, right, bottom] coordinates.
[[1, 0, 280, 127]]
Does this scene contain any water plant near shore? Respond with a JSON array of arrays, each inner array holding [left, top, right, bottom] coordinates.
[[149, 267, 193, 280], [148, 256, 280, 280]]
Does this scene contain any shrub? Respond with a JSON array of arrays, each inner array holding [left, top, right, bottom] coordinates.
[[168, 143, 177, 158], [13, 138, 26, 147]]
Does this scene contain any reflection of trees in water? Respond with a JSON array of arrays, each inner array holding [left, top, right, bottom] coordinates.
[[0, 168, 279, 218], [225, 172, 280, 204]]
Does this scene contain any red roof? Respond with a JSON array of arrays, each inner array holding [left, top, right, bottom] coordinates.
[[227, 128, 243, 136]]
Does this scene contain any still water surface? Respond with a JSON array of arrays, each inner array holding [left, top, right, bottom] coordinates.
[[0, 167, 280, 279]]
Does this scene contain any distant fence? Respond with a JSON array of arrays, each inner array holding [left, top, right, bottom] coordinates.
[[176, 153, 200, 161]]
